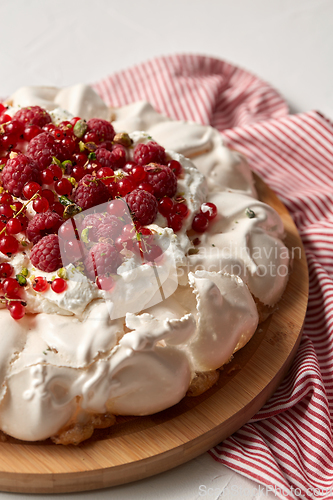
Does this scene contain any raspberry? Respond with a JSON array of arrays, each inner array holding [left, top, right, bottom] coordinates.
[[27, 210, 63, 244], [27, 132, 67, 170], [144, 164, 177, 199], [74, 174, 110, 210], [95, 145, 127, 170], [1, 154, 41, 197], [133, 141, 166, 166], [96, 218, 124, 242], [84, 242, 122, 280], [14, 106, 52, 128], [30, 234, 62, 272], [125, 188, 158, 226], [86, 118, 115, 144], [95, 147, 114, 169], [81, 213, 123, 242]]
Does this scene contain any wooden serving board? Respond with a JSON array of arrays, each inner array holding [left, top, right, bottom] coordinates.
[[0, 175, 308, 494]]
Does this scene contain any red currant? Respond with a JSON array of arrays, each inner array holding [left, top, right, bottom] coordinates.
[[97, 167, 114, 185], [168, 214, 183, 232], [16, 214, 28, 230], [84, 131, 99, 144], [43, 123, 56, 133], [7, 301, 25, 320], [192, 213, 209, 233], [131, 165, 146, 183], [71, 165, 86, 181], [0, 204, 14, 220], [33, 277, 49, 292], [23, 125, 42, 141], [48, 164, 63, 181], [51, 278, 68, 293], [137, 182, 154, 194], [200, 202, 217, 221], [33, 197, 50, 213], [51, 128, 65, 140], [6, 218, 23, 235], [72, 153, 87, 167], [55, 178, 73, 196], [51, 202, 64, 216], [85, 160, 102, 175], [11, 201, 24, 213], [0, 262, 13, 278], [0, 193, 13, 205], [41, 168, 55, 185], [142, 244, 163, 262], [107, 199, 129, 219], [158, 197, 174, 217], [0, 114, 11, 124], [22, 181, 42, 200], [3, 277, 20, 297], [41, 189, 56, 205], [167, 160, 182, 176], [0, 234, 19, 255], [174, 202, 188, 218], [96, 275, 115, 291], [64, 240, 82, 261], [122, 161, 136, 174], [117, 177, 135, 197]]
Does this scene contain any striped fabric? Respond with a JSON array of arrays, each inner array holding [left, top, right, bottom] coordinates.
[[92, 54, 333, 500]]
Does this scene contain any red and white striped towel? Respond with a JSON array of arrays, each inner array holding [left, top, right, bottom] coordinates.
[[93, 54, 333, 500]]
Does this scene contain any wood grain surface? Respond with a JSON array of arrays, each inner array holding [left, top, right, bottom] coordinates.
[[0, 175, 308, 493]]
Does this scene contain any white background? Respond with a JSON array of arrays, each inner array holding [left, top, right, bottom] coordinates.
[[0, 1, 332, 499], [1, 0, 333, 119]]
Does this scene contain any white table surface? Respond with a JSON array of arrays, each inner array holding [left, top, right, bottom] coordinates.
[[0, 1, 331, 498]]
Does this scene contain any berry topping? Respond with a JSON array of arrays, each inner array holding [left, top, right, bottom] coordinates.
[[14, 106, 52, 128], [125, 188, 158, 226], [30, 234, 62, 272], [84, 242, 123, 280], [74, 174, 110, 210], [27, 210, 64, 244], [144, 164, 177, 199], [85, 118, 115, 144], [26, 132, 67, 170], [2, 154, 40, 197], [133, 141, 166, 166]]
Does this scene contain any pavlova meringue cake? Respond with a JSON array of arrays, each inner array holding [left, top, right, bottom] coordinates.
[[0, 85, 290, 444]]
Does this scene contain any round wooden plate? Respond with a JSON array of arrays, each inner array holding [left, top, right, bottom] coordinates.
[[0, 175, 308, 494]]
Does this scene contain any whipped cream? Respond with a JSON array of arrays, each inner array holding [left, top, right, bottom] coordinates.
[[0, 85, 290, 442]]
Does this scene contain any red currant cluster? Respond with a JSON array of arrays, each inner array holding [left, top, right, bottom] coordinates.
[[0, 259, 67, 319], [0, 191, 29, 255], [0, 103, 219, 321], [191, 202, 218, 233]]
